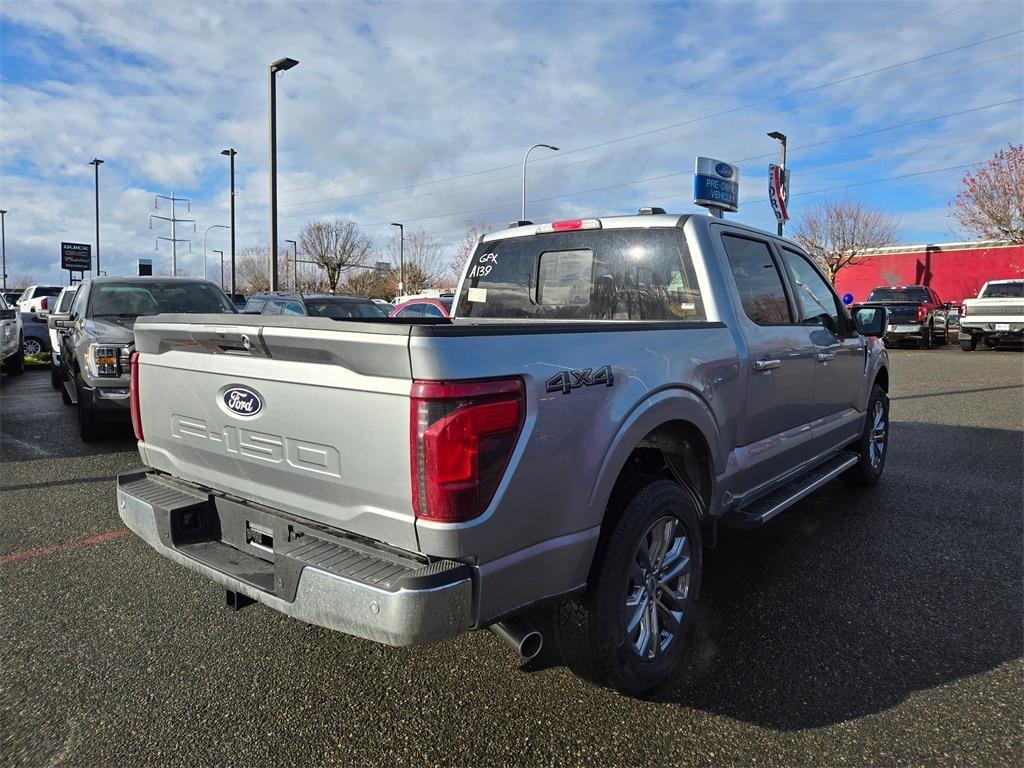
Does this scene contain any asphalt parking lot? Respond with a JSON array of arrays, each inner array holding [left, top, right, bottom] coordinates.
[[1, 348, 1021, 766]]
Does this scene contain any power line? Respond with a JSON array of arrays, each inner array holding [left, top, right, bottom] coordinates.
[[269, 50, 1022, 218], [274, 0, 996, 197], [271, 97, 1020, 225], [262, 30, 1021, 215]]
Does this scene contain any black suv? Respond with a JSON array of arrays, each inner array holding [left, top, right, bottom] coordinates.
[[243, 292, 387, 319]]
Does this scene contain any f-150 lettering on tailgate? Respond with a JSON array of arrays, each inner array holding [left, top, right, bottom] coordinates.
[[170, 414, 341, 477]]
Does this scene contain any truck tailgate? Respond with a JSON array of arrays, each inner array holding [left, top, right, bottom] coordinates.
[[132, 316, 418, 552]]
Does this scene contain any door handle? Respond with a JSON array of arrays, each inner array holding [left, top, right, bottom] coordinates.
[[753, 358, 782, 371], [816, 352, 836, 362]]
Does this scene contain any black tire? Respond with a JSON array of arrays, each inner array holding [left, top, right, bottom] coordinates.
[[76, 380, 99, 441], [22, 337, 43, 357], [959, 336, 978, 352], [554, 479, 702, 694], [917, 324, 934, 350], [4, 334, 25, 375], [844, 383, 889, 486]]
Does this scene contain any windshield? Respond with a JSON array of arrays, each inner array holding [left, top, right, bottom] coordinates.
[[982, 281, 1023, 298], [305, 298, 387, 319], [88, 282, 236, 318], [456, 227, 705, 321], [867, 287, 930, 303]]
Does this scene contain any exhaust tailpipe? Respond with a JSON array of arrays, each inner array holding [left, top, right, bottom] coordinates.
[[490, 618, 543, 661]]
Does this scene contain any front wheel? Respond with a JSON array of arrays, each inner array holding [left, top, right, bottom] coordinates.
[[76, 381, 99, 441], [554, 479, 702, 694], [845, 384, 889, 486], [22, 337, 43, 357], [918, 324, 934, 349]]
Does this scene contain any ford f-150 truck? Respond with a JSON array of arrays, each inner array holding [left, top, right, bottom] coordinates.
[[856, 284, 950, 348], [957, 279, 1023, 350], [118, 212, 891, 693]]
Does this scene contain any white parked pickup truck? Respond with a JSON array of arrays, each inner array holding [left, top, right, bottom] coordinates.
[[958, 279, 1024, 351]]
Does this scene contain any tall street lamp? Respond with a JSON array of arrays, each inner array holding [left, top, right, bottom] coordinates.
[[0, 209, 7, 291], [212, 250, 224, 289], [521, 143, 558, 222], [767, 131, 788, 236], [203, 224, 230, 280], [285, 239, 298, 291], [220, 148, 237, 295], [89, 158, 104, 275], [390, 222, 404, 296], [269, 57, 299, 291]]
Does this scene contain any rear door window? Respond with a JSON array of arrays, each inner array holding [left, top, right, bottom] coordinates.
[[721, 234, 792, 325], [456, 227, 704, 321]]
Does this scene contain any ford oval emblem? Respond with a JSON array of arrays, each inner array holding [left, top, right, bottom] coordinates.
[[223, 387, 263, 417], [715, 162, 734, 179]]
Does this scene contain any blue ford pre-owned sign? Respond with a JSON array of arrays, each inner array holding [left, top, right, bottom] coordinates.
[[694, 157, 740, 213]]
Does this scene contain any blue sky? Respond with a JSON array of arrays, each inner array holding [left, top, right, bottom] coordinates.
[[1, 0, 1022, 285]]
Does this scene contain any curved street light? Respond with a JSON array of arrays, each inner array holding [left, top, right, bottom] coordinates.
[[521, 143, 558, 222], [203, 224, 230, 280]]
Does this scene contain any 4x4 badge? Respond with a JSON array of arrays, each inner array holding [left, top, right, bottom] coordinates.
[[545, 365, 614, 395]]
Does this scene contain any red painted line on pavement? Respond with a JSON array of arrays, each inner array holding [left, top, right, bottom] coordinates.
[[0, 529, 131, 566]]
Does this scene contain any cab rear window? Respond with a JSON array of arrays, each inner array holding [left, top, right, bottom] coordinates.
[[456, 228, 704, 321]]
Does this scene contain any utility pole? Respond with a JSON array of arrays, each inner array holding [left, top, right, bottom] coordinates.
[[0, 209, 7, 291], [269, 57, 299, 291], [285, 239, 298, 291], [220, 148, 237, 294], [390, 222, 404, 296], [150, 193, 196, 275], [767, 131, 788, 236], [89, 159, 103, 275]]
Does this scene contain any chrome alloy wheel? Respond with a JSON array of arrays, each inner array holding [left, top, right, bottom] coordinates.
[[625, 515, 691, 660], [869, 398, 888, 471], [23, 337, 43, 356]]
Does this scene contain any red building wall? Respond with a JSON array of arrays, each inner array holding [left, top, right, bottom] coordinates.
[[834, 243, 1024, 305]]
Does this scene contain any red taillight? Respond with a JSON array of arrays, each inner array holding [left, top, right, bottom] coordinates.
[[410, 378, 524, 523], [40, 297, 49, 311], [129, 352, 143, 442], [916, 306, 927, 323], [959, 304, 967, 317], [551, 219, 583, 231]]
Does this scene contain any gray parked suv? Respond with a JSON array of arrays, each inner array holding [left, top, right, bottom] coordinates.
[[48, 277, 236, 440], [118, 212, 890, 693]]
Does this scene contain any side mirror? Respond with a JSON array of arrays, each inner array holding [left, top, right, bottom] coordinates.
[[0, 308, 14, 320], [47, 313, 72, 330], [855, 307, 888, 337]]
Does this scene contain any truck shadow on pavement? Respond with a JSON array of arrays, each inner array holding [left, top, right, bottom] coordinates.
[[530, 420, 1022, 729], [648, 420, 1023, 728]]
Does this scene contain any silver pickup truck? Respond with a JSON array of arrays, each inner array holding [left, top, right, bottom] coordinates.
[[118, 212, 890, 693]]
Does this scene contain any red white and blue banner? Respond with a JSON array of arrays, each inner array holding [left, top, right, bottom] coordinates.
[[769, 164, 790, 223]]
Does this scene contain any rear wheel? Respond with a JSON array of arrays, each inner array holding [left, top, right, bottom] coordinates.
[[959, 335, 978, 352], [554, 479, 702, 694], [3, 335, 25, 375], [917, 324, 934, 349], [845, 384, 889, 486], [22, 337, 43, 357]]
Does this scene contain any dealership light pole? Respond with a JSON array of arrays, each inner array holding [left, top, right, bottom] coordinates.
[[89, 159, 103, 275], [767, 131, 787, 236], [269, 57, 299, 291], [220, 148, 237, 294], [203, 224, 230, 281], [285, 239, 298, 290], [521, 143, 558, 222], [390, 222, 404, 296], [0, 209, 7, 291]]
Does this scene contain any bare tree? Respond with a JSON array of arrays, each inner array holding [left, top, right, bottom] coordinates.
[[344, 268, 391, 300], [950, 144, 1024, 243], [794, 197, 900, 282], [385, 228, 446, 294], [236, 247, 271, 294], [298, 219, 373, 293], [9, 274, 36, 289], [449, 222, 490, 287]]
